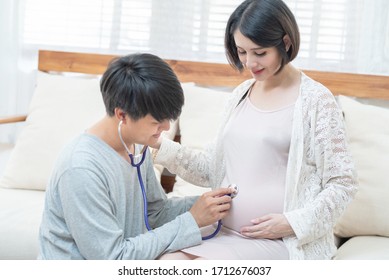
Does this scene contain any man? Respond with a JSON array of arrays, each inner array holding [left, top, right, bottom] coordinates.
[[38, 53, 233, 259]]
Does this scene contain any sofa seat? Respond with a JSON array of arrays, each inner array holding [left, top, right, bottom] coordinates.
[[0, 187, 45, 259], [335, 236, 389, 260]]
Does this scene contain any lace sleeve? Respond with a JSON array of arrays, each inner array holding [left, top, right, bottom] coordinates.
[[154, 137, 215, 187]]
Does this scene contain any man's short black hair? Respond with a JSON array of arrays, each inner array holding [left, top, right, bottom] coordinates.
[[100, 53, 184, 121]]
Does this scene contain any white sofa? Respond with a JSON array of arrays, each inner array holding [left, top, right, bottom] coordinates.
[[1, 70, 389, 260]]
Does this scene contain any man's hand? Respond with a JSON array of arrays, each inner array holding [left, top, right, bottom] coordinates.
[[189, 188, 234, 228]]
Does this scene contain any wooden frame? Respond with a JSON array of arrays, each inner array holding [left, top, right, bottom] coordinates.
[[2, 49, 387, 125]]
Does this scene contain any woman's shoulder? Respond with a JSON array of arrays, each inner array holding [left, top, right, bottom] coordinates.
[[298, 72, 343, 122], [218, 78, 254, 111], [300, 72, 332, 95], [300, 72, 336, 105], [228, 78, 255, 102], [234, 78, 255, 94]]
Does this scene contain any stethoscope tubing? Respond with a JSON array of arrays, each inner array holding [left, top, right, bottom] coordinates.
[[201, 220, 222, 240], [119, 120, 152, 231], [129, 151, 152, 231]]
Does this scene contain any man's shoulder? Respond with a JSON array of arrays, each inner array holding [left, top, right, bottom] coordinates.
[[54, 134, 107, 171]]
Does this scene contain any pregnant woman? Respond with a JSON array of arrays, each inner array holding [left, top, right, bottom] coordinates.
[[152, 0, 357, 260]]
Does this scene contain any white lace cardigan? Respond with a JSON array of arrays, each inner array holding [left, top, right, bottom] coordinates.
[[155, 73, 358, 259]]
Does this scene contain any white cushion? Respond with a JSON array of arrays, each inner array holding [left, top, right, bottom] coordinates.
[[167, 176, 210, 198], [0, 142, 14, 178], [179, 83, 232, 149], [0, 72, 105, 190], [335, 236, 389, 259], [0, 72, 179, 191], [334, 95, 389, 237]]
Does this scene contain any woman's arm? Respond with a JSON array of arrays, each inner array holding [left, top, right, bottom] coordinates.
[[285, 89, 358, 246], [154, 138, 216, 187]]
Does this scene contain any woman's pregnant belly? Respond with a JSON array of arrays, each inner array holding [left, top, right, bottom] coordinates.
[[222, 183, 285, 233]]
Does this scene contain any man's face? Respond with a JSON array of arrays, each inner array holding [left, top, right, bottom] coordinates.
[[125, 114, 170, 147]]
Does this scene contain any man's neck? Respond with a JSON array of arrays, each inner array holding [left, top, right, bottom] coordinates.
[[86, 116, 134, 157]]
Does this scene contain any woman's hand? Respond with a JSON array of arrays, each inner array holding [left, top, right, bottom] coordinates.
[[240, 213, 295, 239]]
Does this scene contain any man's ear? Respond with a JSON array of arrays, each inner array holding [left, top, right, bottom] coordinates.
[[114, 108, 126, 123], [283, 34, 291, 52]]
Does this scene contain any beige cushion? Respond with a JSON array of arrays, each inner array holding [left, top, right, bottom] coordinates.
[[179, 83, 232, 148], [335, 236, 389, 259], [0, 72, 183, 191], [0, 72, 105, 190], [334, 95, 389, 237], [168, 84, 231, 197]]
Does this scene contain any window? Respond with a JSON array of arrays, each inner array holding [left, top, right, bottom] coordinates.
[[287, 0, 364, 71], [23, 0, 242, 62], [22, 0, 389, 74]]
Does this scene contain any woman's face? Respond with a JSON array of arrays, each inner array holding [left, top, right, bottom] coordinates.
[[233, 30, 282, 81]]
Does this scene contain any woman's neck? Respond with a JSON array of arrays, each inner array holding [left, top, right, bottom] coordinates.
[[260, 64, 300, 92], [249, 64, 301, 111]]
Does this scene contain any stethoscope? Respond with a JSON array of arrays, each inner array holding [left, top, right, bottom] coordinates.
[[118, 120, 152, 231], [118, 119, 238, 239]]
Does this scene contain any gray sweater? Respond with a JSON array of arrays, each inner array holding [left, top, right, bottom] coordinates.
[[38, 133, 201, 259]]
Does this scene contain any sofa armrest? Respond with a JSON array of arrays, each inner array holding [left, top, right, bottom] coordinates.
[[0, 115, 27, 125]]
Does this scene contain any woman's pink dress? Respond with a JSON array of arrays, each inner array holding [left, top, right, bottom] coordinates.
[[182, 97, 294, 259]]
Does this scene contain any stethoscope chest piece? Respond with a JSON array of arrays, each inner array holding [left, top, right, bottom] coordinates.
[[228, 183, 238, 199]]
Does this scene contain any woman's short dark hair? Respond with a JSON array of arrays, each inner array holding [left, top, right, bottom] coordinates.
[[100, 53, 184, 121], [225, 0, 300, 73]]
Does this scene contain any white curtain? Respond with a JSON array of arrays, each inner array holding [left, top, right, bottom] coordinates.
[[1, 0, 388, 143], [0, 0, 35, 143], [289, 0, 389, 74], [17, 0, 389, 71], [356, 0, 389, 74]]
